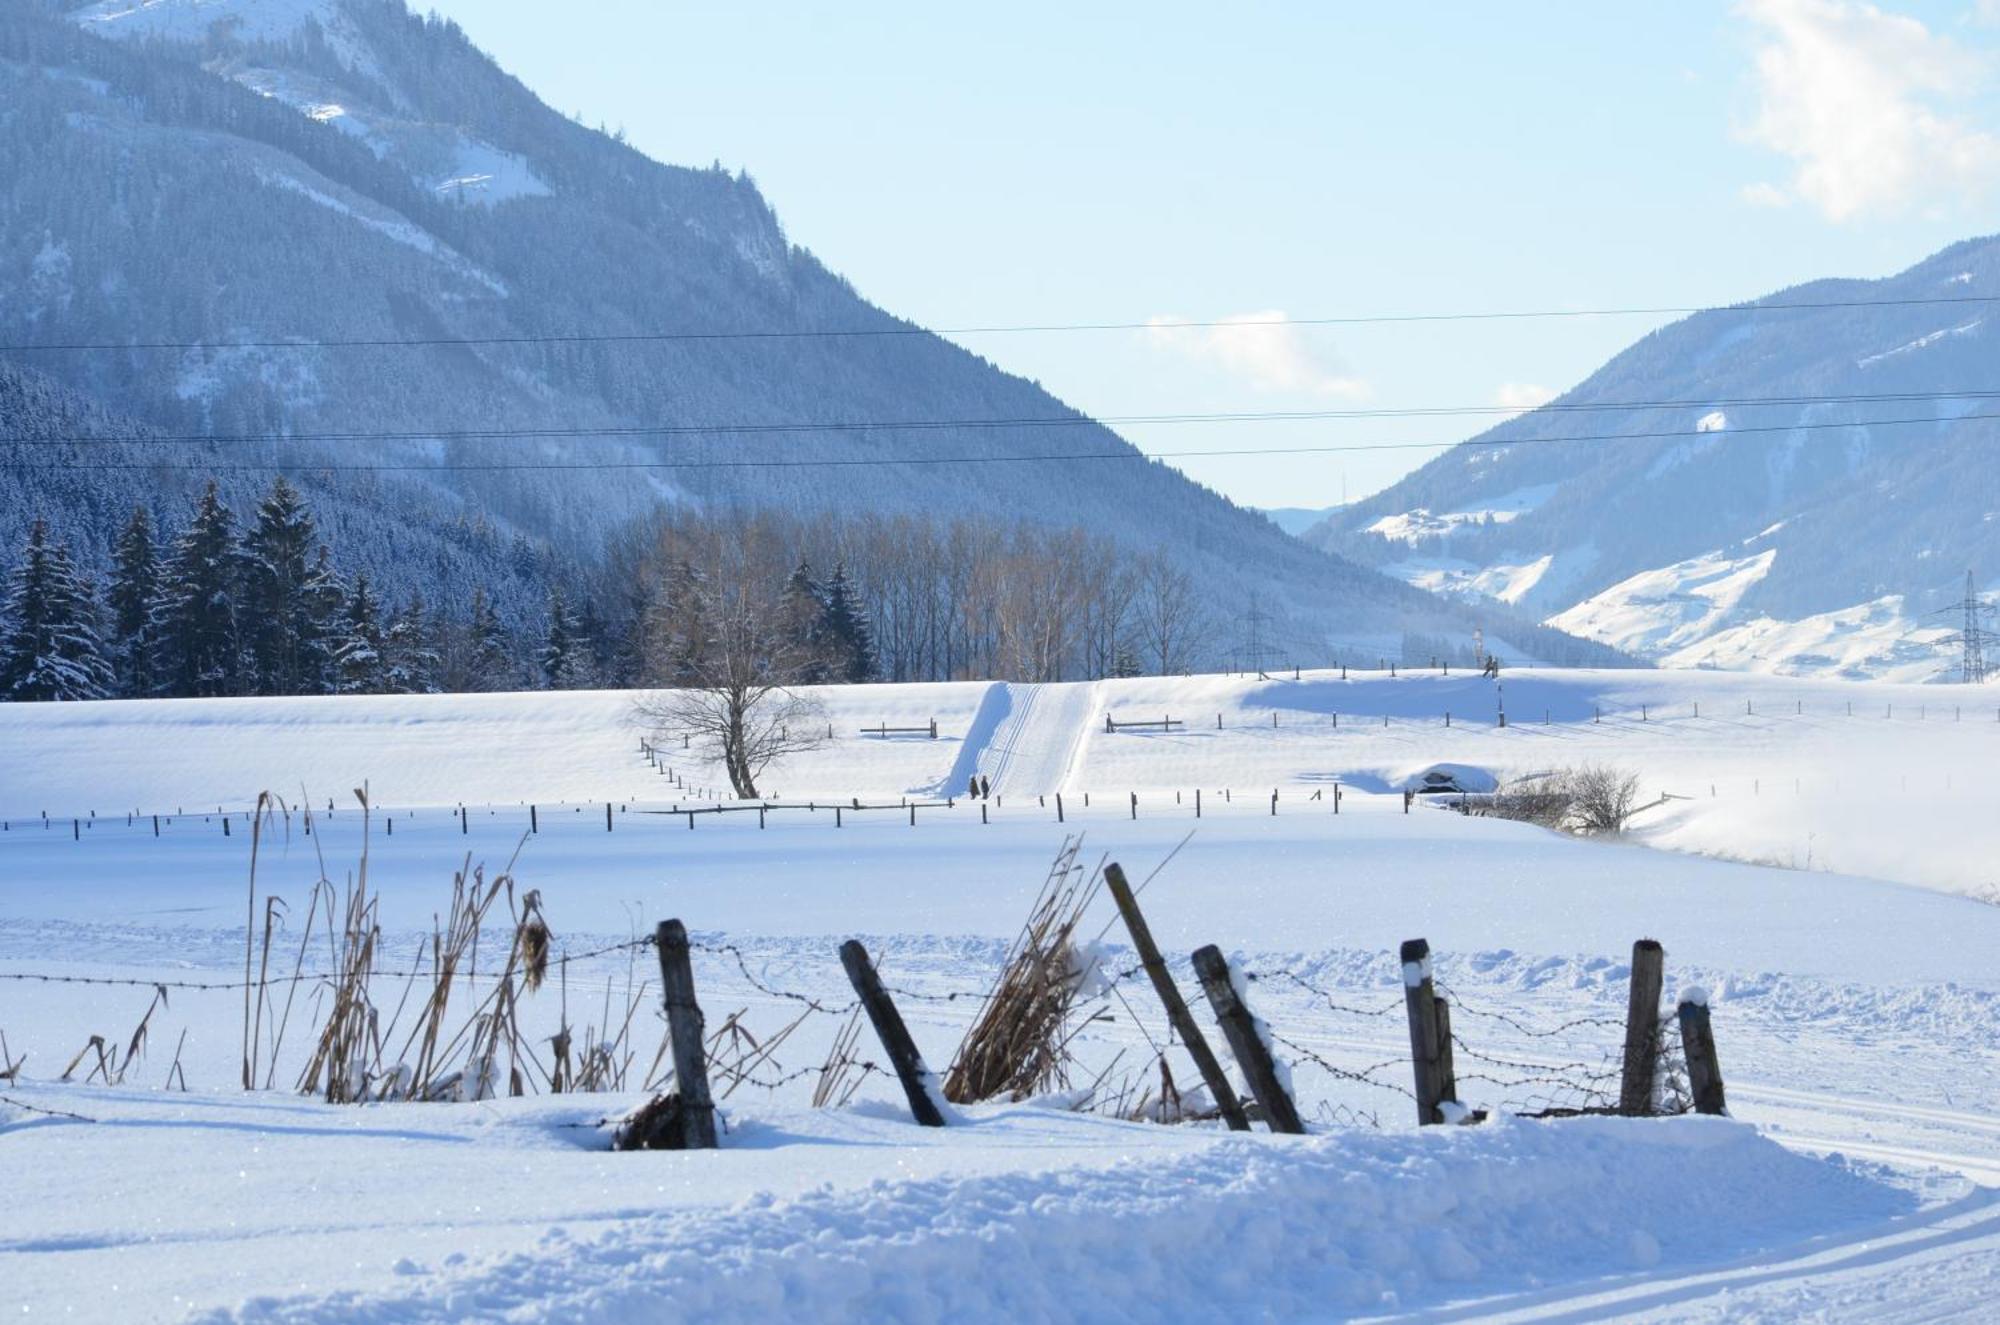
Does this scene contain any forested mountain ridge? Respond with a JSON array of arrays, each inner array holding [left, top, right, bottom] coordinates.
[[1305, 235, 2000, 679], [0, 0, 1625, 680]]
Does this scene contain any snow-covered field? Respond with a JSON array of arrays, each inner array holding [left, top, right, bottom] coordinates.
[[3, 668, 1998, 1320]]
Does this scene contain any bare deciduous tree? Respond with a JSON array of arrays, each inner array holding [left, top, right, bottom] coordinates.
[[1134, 551, 1210, 675], [632, 521, 827, 799]]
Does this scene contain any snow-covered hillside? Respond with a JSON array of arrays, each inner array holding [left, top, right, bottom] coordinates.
[[1307, 235, 2000, 680]]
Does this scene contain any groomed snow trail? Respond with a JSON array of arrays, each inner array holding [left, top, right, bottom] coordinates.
[[957, 681, 1101, 798]]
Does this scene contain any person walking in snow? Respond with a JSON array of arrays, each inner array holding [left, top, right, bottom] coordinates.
[[968, 774, 980, 801], [979, 775, 991, 800]]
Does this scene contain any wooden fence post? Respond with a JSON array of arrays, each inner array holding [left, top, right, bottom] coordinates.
[[1130, 791, 1138, 820], [1434, 996, 1458, 1108], [839, 939, 946, 1126], [1191, 945, 1303, 1134], [1055, 793, 1064, 823], [1401, 938, 1445, 1124], [1619, 939, 1665, 1116], [1104, 865, 1248, 1131], [1677, 993, 1727, 1116], [654, 919, 719, 1148], [529, 804, 538, 833], [605, 802, 613, 832]]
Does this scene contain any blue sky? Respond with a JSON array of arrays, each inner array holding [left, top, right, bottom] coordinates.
[[428, 1, 2000, 509]]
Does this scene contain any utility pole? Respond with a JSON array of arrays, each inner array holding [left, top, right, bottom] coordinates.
[[1935, 569, 1996, 684]]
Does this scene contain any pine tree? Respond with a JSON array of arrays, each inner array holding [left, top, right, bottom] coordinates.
[[466, 585, 513, 690], [301, 546, 346, 695], [334, 573, 387, 695], [819, 561, 876, 684], [0, 518, 113, 702], [107, 505, 159, 697], [153, 482, 245, 697], [539, 586, 593, 688], [241, 477, 321, 695], [782, 559, 829, 683], [384, 591, 442, 694]]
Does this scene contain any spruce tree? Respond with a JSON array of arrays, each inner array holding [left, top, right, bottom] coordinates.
[[333, 573, 387, 695], [539, 586, 592, 688], [384, 591, 442, 694], [301, 546, 346, 695], [782, 559, 829, 682], [153, 482, 244, 697], [107, 505, 159, 697], [467, 586, 513, 690], [0, 519, 113, 702], [819, 562, 876, 684], [241, 477, 321, 695]]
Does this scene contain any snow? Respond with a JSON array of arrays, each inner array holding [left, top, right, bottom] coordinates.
[[1548, 548, 1777, 657], [433, 135, 551, 207], [252, 166, 510, 296], [4, 673, 2000, 1318], [1696, 410, 1728, 432], [1857, 318, 1985, 369], [1386, 552, 1554, 605], [74, 0, 379, 76], [1365, 485, 1560, 544], [0, 1092, 1924, 1324], [1664, 593, 1953, 683]]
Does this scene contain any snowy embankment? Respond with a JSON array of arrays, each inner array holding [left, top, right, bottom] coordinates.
[[151, 1112, 1896, 1323]]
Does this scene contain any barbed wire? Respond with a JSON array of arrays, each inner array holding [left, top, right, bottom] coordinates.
[[1247, 968, 1403, 1019]]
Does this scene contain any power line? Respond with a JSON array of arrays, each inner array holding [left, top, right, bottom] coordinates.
[[4, 293, 1999, 354], [3, 407, 1996, 473], [7, 387, 2000, 452]]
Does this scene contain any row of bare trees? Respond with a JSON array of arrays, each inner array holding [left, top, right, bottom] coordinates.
[[616, 510, 1218, 797], [613, 509, 1216, 687]]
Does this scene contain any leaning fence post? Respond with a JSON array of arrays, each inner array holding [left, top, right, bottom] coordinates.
[[1055, 792, 1064, 823], [1619, 939, 1665, 1116], [654, 919, 719, 1148], [1104, 865, 1248, 1131], [839, 939, 946, 1126], [1677, 992, 1727, 1116], [1191, 945, 1303, 1134], [1401, 938, 1445, 1124]]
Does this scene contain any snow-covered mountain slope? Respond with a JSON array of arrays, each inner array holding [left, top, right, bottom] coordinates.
[[0, 1, 1616, 664], [1306, 236, 2000, 679]]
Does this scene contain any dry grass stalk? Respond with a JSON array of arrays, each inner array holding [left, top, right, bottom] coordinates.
[[0, 1031, 21, 1082], [63, 985, 170, 1086], [298, 790, 384, 1102], [811, 1008, 867, 1109], [943, 837, 1109, 1104]]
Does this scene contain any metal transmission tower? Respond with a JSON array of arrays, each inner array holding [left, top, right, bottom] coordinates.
[[1934, 570, 1998, 684]]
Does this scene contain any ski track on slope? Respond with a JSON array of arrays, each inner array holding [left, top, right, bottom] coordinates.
[[1393, 1188, 2000, 1323], [961, 680, 1101, 798]]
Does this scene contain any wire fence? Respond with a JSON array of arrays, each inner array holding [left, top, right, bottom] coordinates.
[[1, 922, 1696, 1133]]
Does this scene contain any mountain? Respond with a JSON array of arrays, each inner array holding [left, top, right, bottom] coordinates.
[[0, 0, 1624, 668], [1258, 505, 1345, 538], [1305, 237, 2000, 681]]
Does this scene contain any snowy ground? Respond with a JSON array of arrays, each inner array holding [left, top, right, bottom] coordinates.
[[3, 669, 1998, 1320]]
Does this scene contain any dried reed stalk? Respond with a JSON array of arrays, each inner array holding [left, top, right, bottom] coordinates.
[[943, 837, 1109, 1103]]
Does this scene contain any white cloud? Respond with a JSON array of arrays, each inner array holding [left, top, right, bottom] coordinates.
[[1143, 311, 1368, 398], [1736, 0, 2000, 221], [1494, 382, 1557, 416], [1740, 180, 1793, 207]]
